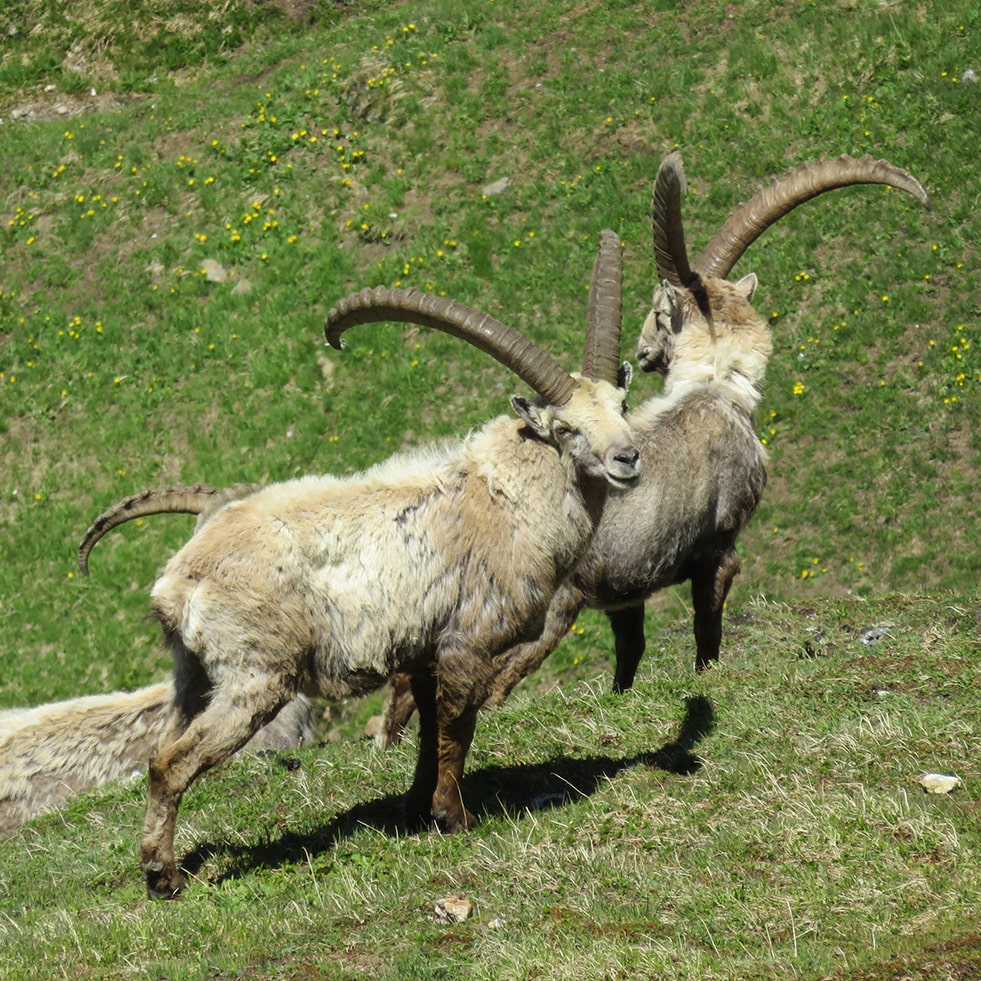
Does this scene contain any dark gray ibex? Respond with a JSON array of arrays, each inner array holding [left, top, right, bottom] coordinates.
[[375, 152, 930, 740], [79, 235, 641, 897]]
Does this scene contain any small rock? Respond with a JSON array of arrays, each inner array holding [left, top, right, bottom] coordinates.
[[919, 773, 961, 795], [434, 895, 473, 924], [200, 258, 227, 283], [481, 176, 511, 197], [861, 624, 892, 646]]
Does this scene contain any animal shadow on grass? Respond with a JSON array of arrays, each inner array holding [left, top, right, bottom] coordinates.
[[181, 694, 714, 887]]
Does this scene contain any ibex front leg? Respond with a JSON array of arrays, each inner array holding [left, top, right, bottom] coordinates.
[[378, 672, 416, 748], [384, 585, 585, 746], [484, 583, 585, 707], [403, 671, 439, 828], [609, 603, 647, 693], [404, 655, 486, 834], [431, 695, 479, 834]]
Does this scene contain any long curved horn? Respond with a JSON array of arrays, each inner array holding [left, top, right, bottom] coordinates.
[[581, 229, 623, 384], [652, 151, 695, 288], [694, 154, 931, 280], [78, 484, 221, 576], [325, 288, 577, 405]]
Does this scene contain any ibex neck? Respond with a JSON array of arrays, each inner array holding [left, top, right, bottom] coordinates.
[[663, 353, 764, 415]]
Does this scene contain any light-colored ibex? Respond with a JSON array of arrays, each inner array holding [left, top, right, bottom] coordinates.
[[0, 683, 312, 838], [371, 152, 929, 741], [81, 233, 641, 897]]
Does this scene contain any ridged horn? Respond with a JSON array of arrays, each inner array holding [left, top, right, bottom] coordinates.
[[694, 154, 931, 280], [652, 151, 695, 288], [78, 484, 220, 576], [581, 229, 623, 384], [325, 288, 577, 405]]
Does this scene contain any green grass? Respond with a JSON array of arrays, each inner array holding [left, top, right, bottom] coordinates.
[[2, 592, 980, 979], [1, 0, 980, 976]]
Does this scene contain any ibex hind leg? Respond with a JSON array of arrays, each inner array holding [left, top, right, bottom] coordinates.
[[140, 634, 211, 898], [692, 548, 740, 671], [378, 672, 416, 748], [140, 673, 292, 899], [158, 640, 214, 748]]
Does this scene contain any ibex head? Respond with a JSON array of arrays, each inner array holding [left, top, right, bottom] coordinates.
[[636, 151, 930, 377], [637, 272, 760, 377], [325, 231, 640, 488]]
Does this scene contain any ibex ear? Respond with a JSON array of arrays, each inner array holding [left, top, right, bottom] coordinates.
[[657, 279, 679, 309], [656, 280, 685, 333], [734, 272, 758, 302], [510, 394, 550, 438], [618, 361, 633, 392]]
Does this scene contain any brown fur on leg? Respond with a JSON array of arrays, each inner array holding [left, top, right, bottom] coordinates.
[[403, 672, 439, 828], [431, 695, 479, 834], [378, 673, 417, 749]]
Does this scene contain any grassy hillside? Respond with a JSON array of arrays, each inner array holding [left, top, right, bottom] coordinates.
[[0, 0, 977, 706], [2, 591, 980, 979], [0, 0, 979, 976]]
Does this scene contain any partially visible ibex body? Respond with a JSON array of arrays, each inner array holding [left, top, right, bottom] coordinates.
[[81, 234, 642, 897], [0, 682, 312, 838]]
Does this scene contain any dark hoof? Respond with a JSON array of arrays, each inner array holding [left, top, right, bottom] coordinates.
[[142, 860, 184, 900], [433, 807, 477, 835], [403, 797, 477, 834]]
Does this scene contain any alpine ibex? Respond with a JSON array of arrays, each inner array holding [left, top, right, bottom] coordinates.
[[79, 153, 930, 788], [82, 233, 641, 897], [373, 152, 930, 741], [0, 683, 312, 838]]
